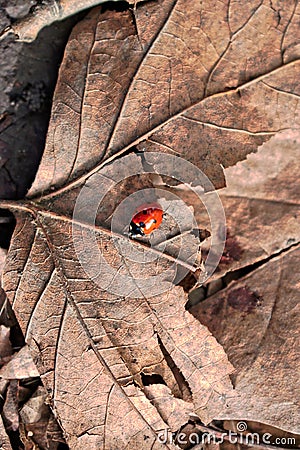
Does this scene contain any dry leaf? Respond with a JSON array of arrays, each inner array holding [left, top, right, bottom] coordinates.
[[27, 2, 300, 197], [0, 345, 39, 380], [0, 415, 12, 450], [0, 0, 300, 448], [19, 385, 57, 449], [195, 129, 300, 280], [0, 248, 6, 279], [2, 209, 234, 448], [190, 244, 300, 434], [223, 420, 300, 449], [2, 380, 19, 433], [8, 0, 138, 42], [0, 326, 12, 364]]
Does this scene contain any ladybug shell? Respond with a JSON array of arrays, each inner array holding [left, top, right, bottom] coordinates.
[[129, 204, 163, 237]]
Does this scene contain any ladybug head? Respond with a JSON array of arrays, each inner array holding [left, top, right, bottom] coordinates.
[[129, 220, 145, 237]]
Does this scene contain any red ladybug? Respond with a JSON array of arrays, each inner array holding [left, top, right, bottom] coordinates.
[[129, 203, 163, 237]]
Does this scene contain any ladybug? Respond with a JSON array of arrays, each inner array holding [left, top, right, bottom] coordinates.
[[129, 203, 163, 237]]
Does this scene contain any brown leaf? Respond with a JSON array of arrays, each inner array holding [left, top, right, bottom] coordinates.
[[0, 345, 39, 380], [0, 326, 12, 362], [9, 0, 137, 42], [2, 209, 233, 448], [197, 129, 300, 280], [0, 248, 6, 280], [2, 380, 19, 433], [19, 385, 62, 450], [190, 244, 300, 433], [0, 288, 16, 329], [28, 2, 300, 197], [0, 1, 300, 448], [143, 384, 194, 431], [0, 415, 12, 450]]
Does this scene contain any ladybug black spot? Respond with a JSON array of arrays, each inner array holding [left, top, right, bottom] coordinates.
[[129, 221, 145, 237]]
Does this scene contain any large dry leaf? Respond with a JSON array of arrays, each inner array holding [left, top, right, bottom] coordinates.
[[27, 1, 300, 197], [190, 244, 300, 434], [1, 0, 300, 448], [0, 248, 6, 280]]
